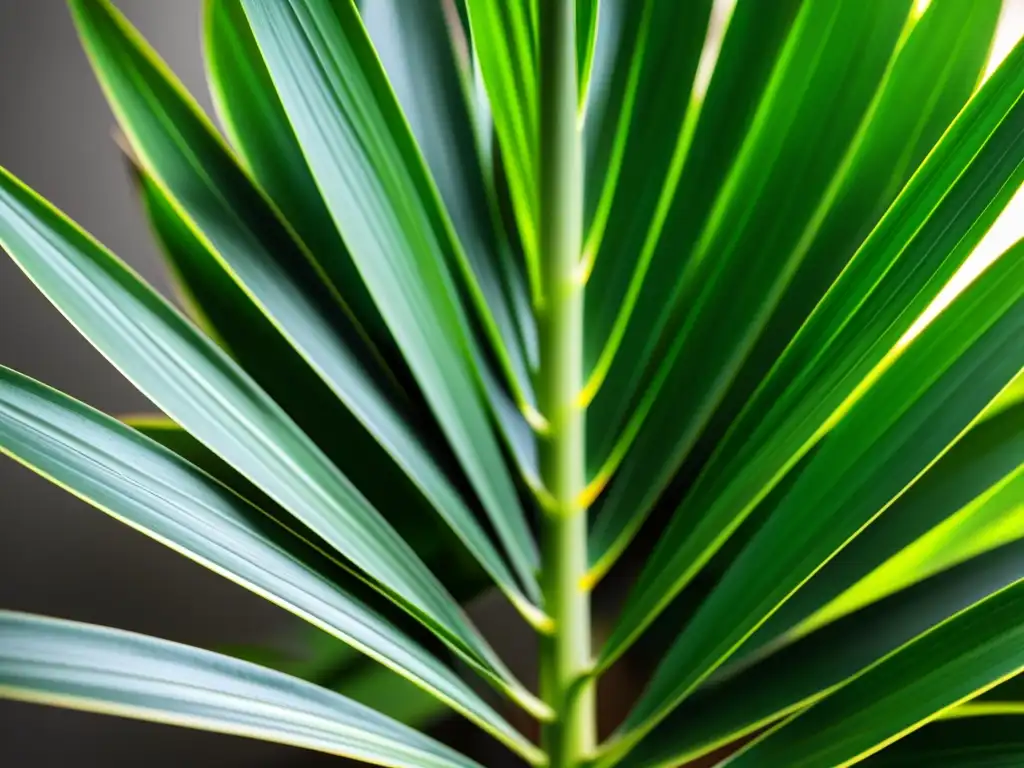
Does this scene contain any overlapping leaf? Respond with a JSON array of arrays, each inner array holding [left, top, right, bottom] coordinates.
[[599, 32, 1024, 651], [747, 399, 1024, 649], [237, 0, 541, 602], [598, 238, 1024, 762], [587, 0, 1003, 575], [727, 578, 1024, 767], [0, 367, 536, 761], [74, 0, 544, 626], [0, 612, 482, 768], [620, 539, 1024, 767], [464, 0, 539, 289], [0, 162, 538, 712], [862, 717, 1024, 767], [204, 0, 394, 360]]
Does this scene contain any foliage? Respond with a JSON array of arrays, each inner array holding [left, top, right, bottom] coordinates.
[[0, 1, 1022, 766]]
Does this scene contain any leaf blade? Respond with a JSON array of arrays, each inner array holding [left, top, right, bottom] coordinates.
[[0, 367, 537, 761], [0, 612, 482, 768]]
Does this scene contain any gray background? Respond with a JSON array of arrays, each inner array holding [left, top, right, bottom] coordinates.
[[1, 1, 1022, 766]]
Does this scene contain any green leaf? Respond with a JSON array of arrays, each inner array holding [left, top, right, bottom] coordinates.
[[862, 716, 1024, 767], [599, 238, 1024, 760], [464, 0, 539, 292], [581, 0, 717, 357], [221, 628, 452, 729], [237, 0, 541, 600], [725, 578, 1024, 768], [588, 0, 950, 566], [203, 0, 393, 360], [576, 0, 598, 109], [618, 539, 1024, 768], [361, 0, 543, 482], [745, 399, 1024, 650], [0, 612, 482, 768], [0, 163, 540, 715], [581, 0, 800, 553], [129, 154, 535, 620], [0, 367, 536, 761], [595, 30, 1024, 634], [124, 415, 493, 605]]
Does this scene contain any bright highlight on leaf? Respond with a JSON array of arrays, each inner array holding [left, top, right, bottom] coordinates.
[[0, 1, 1021, 766]]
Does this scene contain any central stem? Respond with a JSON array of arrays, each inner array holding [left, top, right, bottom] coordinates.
[[537, 2, 593, 767]]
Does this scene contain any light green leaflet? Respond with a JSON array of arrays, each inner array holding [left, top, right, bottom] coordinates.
[[0, 163, 542, 715], [464, 0, 539, 293], [727, 578, 1024, 767], [619, 539, 1024, 767], [0, 612, 482, 768], [0, 366, 538, 762], [596, 33, 1024, 647], [598, 239, 1024, 762], [237, 0, 541, 597], [956, 674, 1024, 718]]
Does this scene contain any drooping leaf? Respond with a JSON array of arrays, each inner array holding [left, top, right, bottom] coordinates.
[[0, 367, 537, 761], [238, 0, 541, 601], [726, 578, 1024, 768], [0, 612, 483, 768], [600, 238, 1024, 760], [0, 163, 540, 714]]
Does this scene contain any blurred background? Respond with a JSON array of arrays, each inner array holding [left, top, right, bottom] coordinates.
[[0, 1, 1022, 765]]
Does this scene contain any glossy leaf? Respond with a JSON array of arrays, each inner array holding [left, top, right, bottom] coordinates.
[[726, 578, 1024, 768], [620, 539, 1024, 768], [0, 367, 537, 761], [464, 0, 539, 289], [0, 163, 537, 712], [0, 612, 482, 768], [130, 162, 534, 622], [747, 399, 1024, 649], [124, 415, 493, 605], [597, 33, 1024, 638], [203, 0, 393, 358], [238, 0, 541, 601], [221, 628, 452, 729], [601, 238, 1024, 760], [593, 0, 1004, 577], [588, 0, 929, 567], [577, 0, 598, 109], [361, 0, 542, 475]]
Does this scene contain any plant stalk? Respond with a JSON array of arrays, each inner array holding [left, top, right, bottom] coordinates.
[[538, 1, 594, 767]]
